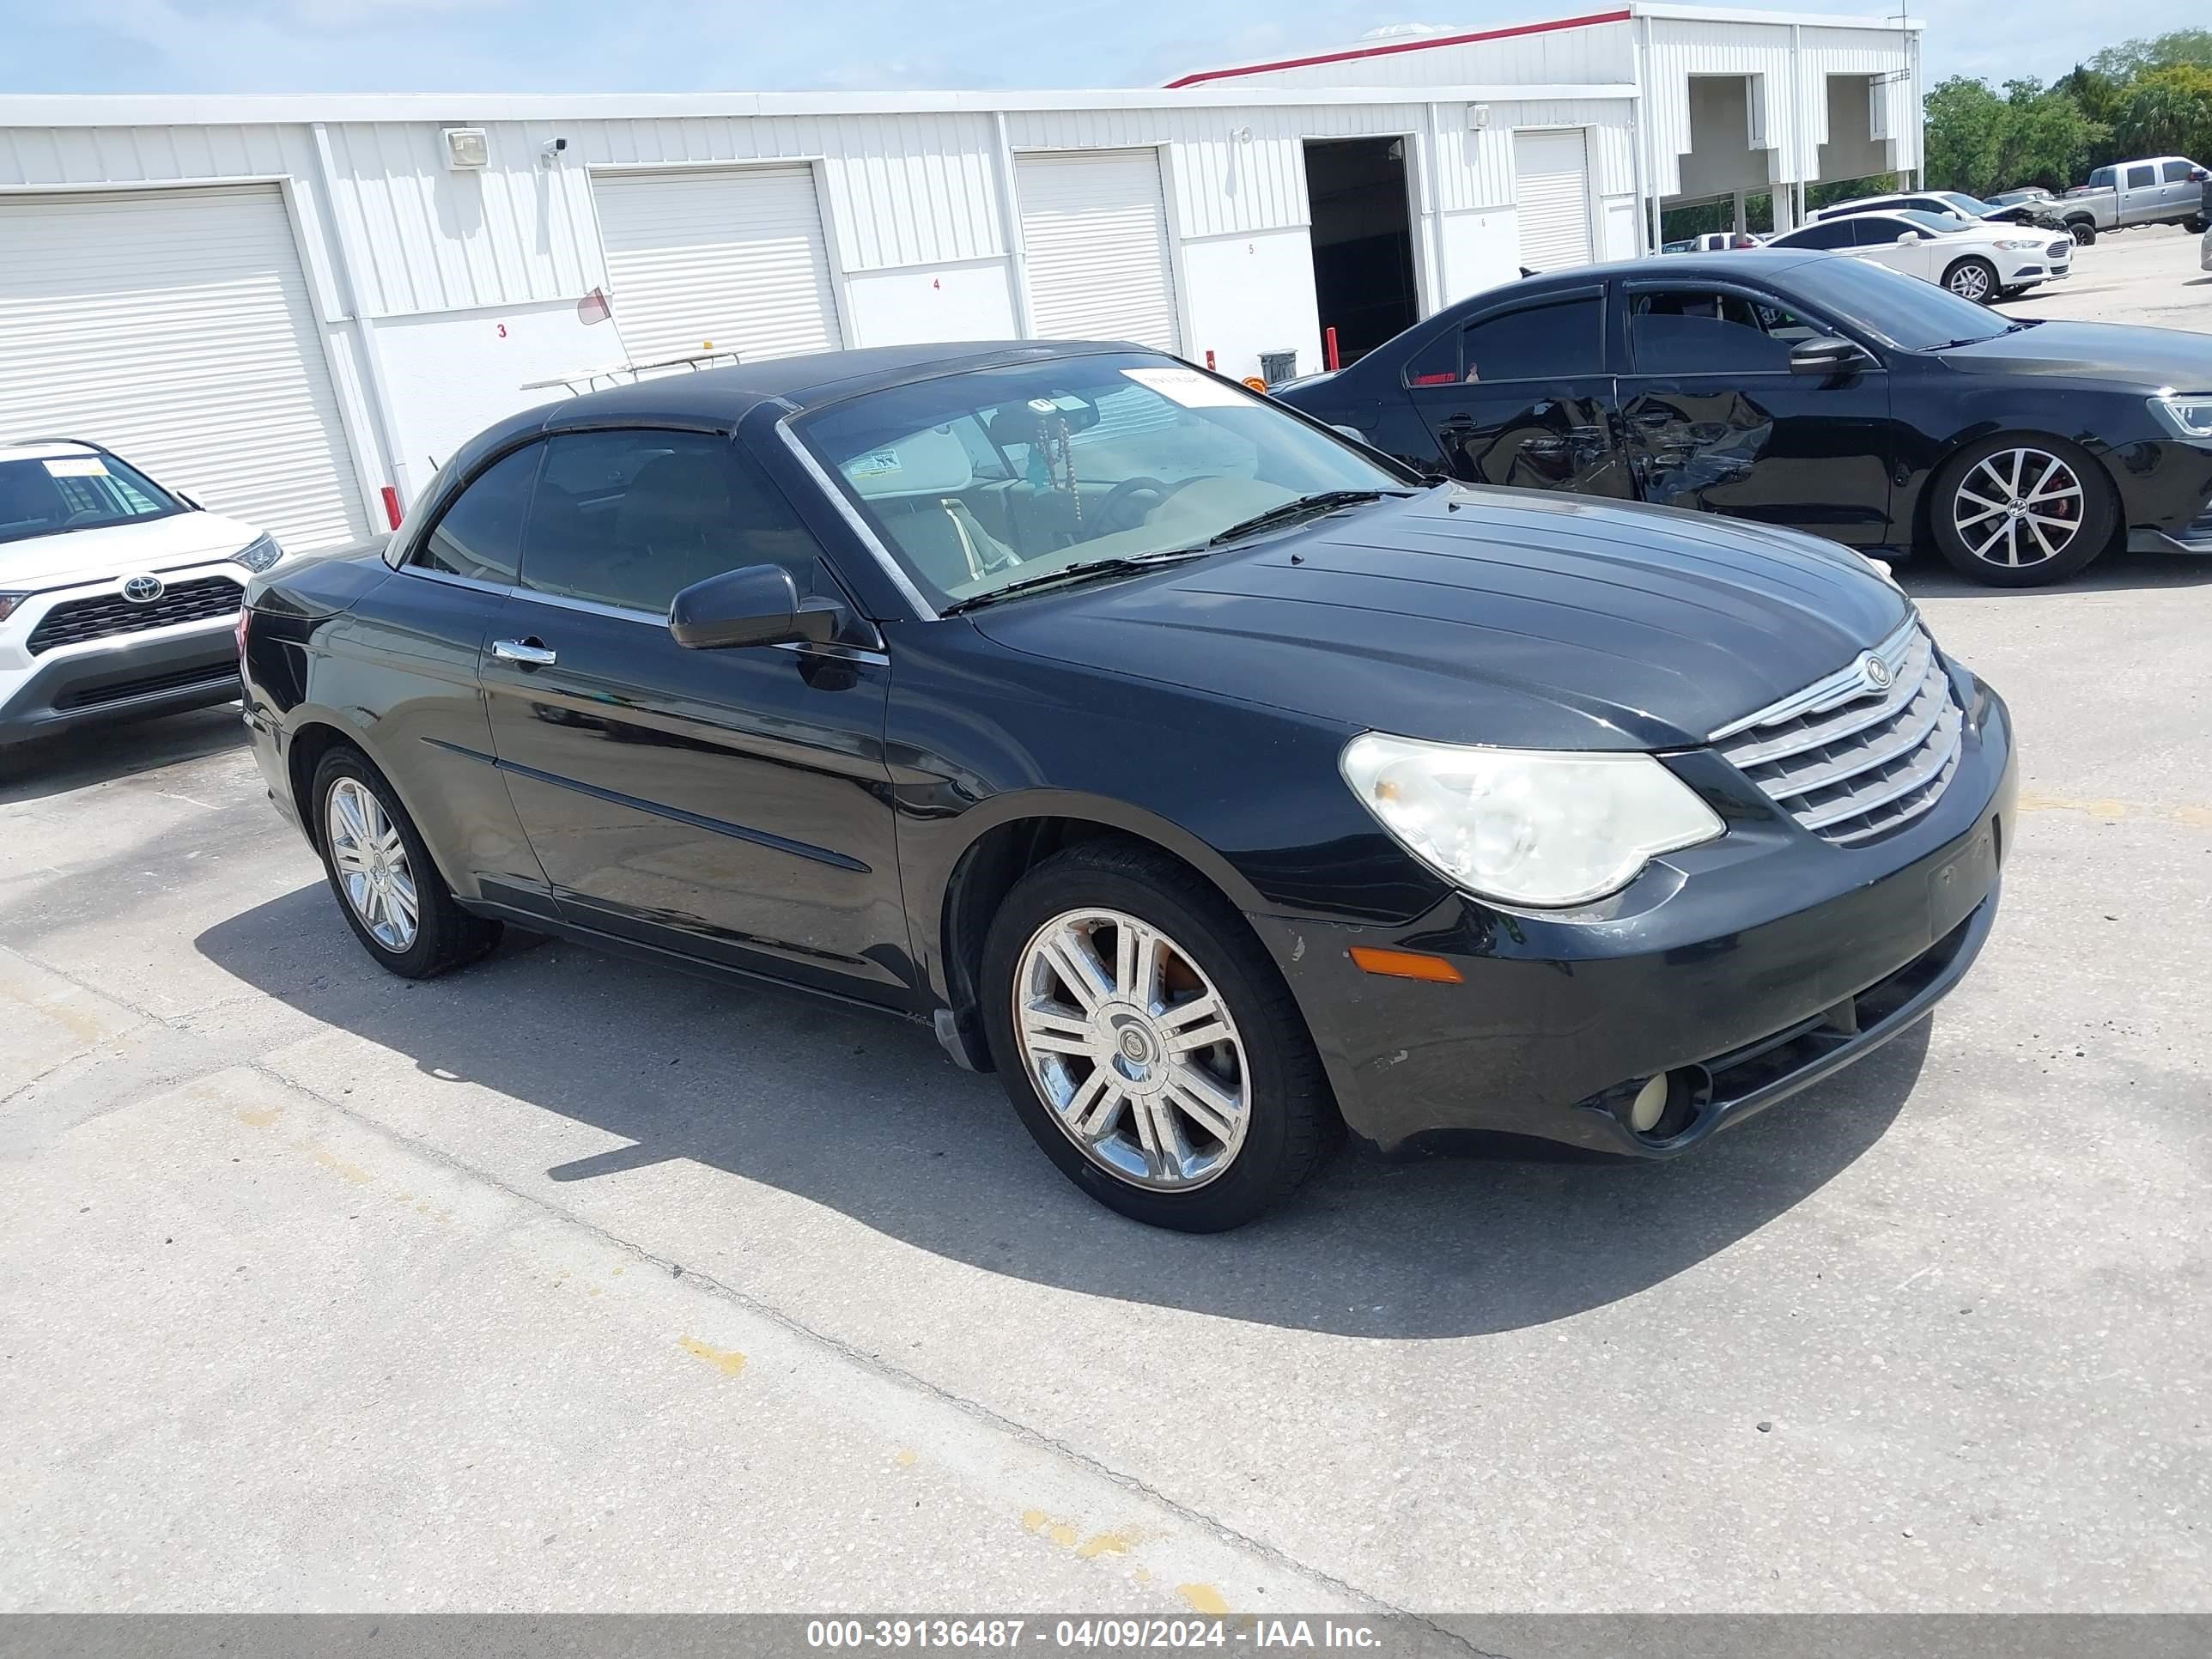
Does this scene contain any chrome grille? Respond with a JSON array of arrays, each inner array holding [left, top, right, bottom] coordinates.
[[2046, 240, 2070, 259], [1713, 620, 1964, 846]]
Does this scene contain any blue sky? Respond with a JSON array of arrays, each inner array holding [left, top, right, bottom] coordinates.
[[0, 0, 2199, 96]]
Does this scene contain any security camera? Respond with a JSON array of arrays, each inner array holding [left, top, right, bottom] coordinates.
[[550, 137, 568, 152], [539, 136, 568, 168]]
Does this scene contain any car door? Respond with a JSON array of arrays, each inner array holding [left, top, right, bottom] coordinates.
[[477, 424, 911, 1002], [1847, 215, 1936, 279], [1401, 285, 1632, 498], [1615, 280, 1893, 545], [2121, 161, 2160, 223], [2157, 159, 2199, 216]]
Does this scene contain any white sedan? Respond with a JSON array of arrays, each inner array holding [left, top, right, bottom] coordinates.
[[1767, 209, 2073, 302]]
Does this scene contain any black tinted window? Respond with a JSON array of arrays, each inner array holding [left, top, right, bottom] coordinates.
[[1783, 219, 1856, 249], [1457, 295, 1603, 382], [520, 429, 836, 616], [2126, 164, 2155, 189], [1851, 216, 1911, 246], [416, 444, 538, 583], [1403, 326, 1462, 386], [1630, 290, 1820, 374], [2087, 167, 2114, 189], [2162, 161, 2195, 183]]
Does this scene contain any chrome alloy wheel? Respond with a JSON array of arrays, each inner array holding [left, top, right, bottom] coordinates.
[[1947, 262, 1993, 301], [325, 777, 420, 951], [1013, 908, 1250, 1190], [1953, 447, 2085, 568]]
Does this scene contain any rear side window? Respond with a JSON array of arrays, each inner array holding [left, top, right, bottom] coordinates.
[[2162, 160, 2196, 183], [1850, 216, 1913, 246], [1782, 219, 1856, 250], [1455, 295, 1604, 383], [519, 429, 840, 616], [413, 444, 539, 584], [2126, 164, 2156, 189]]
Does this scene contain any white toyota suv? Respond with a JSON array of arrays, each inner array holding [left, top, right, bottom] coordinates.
[[0, 440, 285, 751]]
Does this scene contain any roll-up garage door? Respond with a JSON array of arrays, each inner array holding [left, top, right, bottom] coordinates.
[[594, 166, 843, 367], [1015, 149, 1180, 351], [1514, 129, 1595, 272], [0, 185, 368, 550]]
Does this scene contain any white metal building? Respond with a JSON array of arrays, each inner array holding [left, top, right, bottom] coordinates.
[[0, 6, 1918, 549]]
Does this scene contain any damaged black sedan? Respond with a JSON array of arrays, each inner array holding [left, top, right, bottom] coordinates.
[[241, 342, 2014, 1231]]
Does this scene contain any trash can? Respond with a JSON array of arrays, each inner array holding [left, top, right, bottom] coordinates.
[[1258, 349, 1297, 386]]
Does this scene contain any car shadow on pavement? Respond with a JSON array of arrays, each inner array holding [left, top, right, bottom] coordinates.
[[1897, 545, 2212, 600], [0, 702, 244, 805], [197, 883, 1926, 1339]]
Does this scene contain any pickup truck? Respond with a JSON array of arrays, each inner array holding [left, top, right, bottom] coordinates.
[[2057, 156, 2209, 242]]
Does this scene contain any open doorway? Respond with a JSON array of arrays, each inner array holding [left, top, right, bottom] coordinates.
[[1303, 137, 1419, 366]]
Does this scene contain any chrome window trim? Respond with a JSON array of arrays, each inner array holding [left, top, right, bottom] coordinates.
[[396, 564, 515, 598], [775, 416, 941, 622], [508, 586, 664, 627], [1708, 615, 1921, 743]]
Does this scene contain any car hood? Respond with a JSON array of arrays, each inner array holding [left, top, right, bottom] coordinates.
[[1939, 321, 2212, 388], [0, 510, 265, 594], [968, 488, 1911, 751]]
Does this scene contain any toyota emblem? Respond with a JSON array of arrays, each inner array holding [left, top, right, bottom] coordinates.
[[122, 574, 166, 605], [1861, 653, 1893, 690]]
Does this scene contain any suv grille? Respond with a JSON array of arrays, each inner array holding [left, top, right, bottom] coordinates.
[[1714, 622, 1963, 846], [26, 575, 243, 656]]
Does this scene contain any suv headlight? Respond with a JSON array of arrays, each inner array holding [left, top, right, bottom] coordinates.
[[2152, 393, 2212, 439], [232, 533, 284, 573], [1340, 733, 1725, 908], [0, 592, 24, 623]]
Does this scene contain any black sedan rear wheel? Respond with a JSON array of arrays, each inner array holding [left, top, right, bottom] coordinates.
[[1929, 434, 2115, 586], [313, 745, 501, 977], [980, 842, 1336, 1231]]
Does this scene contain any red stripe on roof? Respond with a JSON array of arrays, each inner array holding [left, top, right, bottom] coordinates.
[[1164, 10, 1635, 88]]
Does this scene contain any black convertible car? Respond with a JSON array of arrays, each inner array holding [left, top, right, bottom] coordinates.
[[243, 342, 2014, 1231], [1276, 251, 2212, 587]]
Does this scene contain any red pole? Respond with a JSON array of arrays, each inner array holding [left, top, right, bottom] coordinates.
[[380, 485, 403, 529], [1325, 326, 1340, 372], [1204, 349, 1216, 370]]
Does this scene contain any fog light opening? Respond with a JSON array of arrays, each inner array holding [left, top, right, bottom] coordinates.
[[1613, 1068, 1704, 1143]]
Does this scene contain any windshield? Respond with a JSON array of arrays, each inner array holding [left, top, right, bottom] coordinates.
[[1895, 209, 1973, 235], [1782, 256, 2017, 351], [1937, 191, 1998, 215], [793, 352, 1410, 611], [0, 453, 185, 547]]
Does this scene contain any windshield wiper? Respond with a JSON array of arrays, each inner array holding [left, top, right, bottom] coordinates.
[[1203, 489, 1399, 549], [939, 549, 1212, 615]]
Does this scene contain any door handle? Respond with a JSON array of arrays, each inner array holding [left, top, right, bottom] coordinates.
[[1435, 413, 1476, 432], [492, 636, 557, 667]]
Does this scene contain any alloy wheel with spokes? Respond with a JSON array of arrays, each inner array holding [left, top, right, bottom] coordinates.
[[325, 775, 420, 951], [1013, 907, 1250, 1190], [1952, 447, 2085, 569], [1944, 258, 1996, 301]]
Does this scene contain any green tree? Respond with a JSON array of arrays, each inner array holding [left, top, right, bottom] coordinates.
[[2089, 29, 2212, 82], [1923, 77, 2104, 194], [2114, 64, 2212, 161], [1924, 76, 2007, 194]]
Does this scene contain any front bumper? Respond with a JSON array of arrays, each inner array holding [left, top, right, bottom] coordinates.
[[0, 623, 240, 747], [1250, 673, 2016, 1158]]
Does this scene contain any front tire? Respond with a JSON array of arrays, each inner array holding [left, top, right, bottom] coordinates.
[[1942, 257, 1999, 302], [2068, 221, 2096, 246], [312, 745, 501, 978], [1928, 434, 2116, 587], [979, 842, 1336, 1231]]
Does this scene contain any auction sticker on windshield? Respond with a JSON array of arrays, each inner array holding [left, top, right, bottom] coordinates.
[[1121, 367, 1246, 407], [43, 458, 109, 477]]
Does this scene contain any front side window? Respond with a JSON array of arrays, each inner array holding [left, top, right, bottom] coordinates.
[[1629, 290, 1820, 375], [793, 352, 1409, 610], [414, 443, 538, 584], [1458, 295, 1604, 382], [520, 430, 836, 616], [0, 453, 183, 547], [2162, 161, 2197, 183]]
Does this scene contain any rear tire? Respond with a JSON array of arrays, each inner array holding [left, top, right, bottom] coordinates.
[[312, 745, 501, 978], [1942, 257, 2000, 302], [979, 842, 1337, 1231], [1928, 434, 2116, 587]]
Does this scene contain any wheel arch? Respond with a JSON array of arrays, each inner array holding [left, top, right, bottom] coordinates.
[[1910, 425, 2124, 556], [930, 793, 1271, 1073], [280, 707, 471, 894]]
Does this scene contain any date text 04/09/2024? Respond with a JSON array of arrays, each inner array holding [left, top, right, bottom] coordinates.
[[803, 1620, 1386, 1650]]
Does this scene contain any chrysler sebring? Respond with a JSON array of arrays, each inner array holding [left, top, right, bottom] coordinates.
[[240, 343, 2014, 1231]]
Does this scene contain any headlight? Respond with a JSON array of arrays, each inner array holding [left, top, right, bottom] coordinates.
[[1992, 238, 2040, 250], [232, 533, 284, 573], [2151, 393, 2212, 439], [1340, 733, 1725, 908], [0, 592, 24, 623]]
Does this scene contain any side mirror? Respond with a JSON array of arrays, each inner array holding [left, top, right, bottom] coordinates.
[[1896, 230, 1923, 245], [669, 563, 840, 650], [1790, 336, 1873, 376]]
